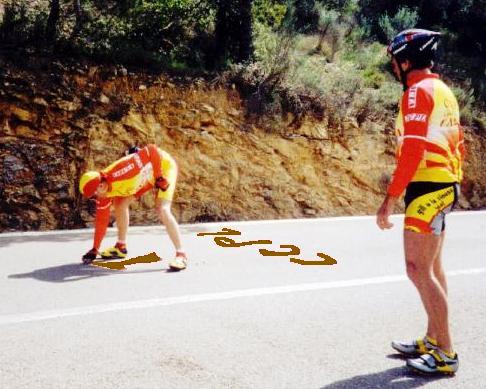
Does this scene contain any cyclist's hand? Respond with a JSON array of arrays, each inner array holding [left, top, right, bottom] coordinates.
[[155, 176, 170, 192], [376, 195, 397, 230]]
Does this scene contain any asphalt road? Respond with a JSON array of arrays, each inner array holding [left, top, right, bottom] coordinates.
[[1, 211, 485, 388]]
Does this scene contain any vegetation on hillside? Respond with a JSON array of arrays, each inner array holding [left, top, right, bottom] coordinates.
[[0, 0, 484, 132]]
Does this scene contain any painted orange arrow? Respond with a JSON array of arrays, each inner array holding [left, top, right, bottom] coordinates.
[[91, 252, 161, 271]]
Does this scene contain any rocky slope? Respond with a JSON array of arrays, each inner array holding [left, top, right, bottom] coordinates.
[[0, 56, 484, 232]]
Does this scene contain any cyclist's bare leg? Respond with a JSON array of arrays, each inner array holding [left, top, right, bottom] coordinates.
[[113, 196, 133, 243], [433, 231, 447, 295], [404, 229, 452, 353], [156, 199, 183, 252]]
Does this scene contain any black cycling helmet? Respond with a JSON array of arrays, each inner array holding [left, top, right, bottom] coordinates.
[[387, 29, 441, 68], [388, 29, 441, 89]]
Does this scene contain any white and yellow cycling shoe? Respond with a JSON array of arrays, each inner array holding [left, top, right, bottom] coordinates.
[[391, 335, 437, 356], [168, 252, 187, 271], [407, 349, 459, 375]]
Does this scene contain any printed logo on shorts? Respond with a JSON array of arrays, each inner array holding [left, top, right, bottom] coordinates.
[[408, 86, 417, 109], [404, 113, 427, 123]]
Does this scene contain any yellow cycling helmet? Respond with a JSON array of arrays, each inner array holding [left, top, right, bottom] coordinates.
[[79, 171, 101, 198]]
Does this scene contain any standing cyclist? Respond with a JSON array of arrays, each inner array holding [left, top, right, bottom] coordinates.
[[376, 29, 465, 375], [79, 144, 188, 271]]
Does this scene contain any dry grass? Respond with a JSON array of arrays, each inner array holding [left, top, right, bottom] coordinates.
[[75, 67, 244, 120], [294, 34, 320, 54]]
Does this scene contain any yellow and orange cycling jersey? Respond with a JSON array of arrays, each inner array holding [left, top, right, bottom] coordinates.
[[101, 145, 177, 201], [387, 73, 465, 198]]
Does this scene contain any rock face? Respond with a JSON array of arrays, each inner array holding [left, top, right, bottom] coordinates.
[[0, 58, 484, 232]]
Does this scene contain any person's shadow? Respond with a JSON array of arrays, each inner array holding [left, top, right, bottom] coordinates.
[[321, 363, 453, 388], [8, 262, 164, 283]]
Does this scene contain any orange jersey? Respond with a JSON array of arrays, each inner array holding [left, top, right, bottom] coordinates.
[[387, 73, 465, 197], [101, 145, 174, 198]]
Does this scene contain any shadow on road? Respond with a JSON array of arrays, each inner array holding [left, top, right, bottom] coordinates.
[[321, 366, 453, 388], [386, 353, 407, 360], [8, 263, 164, 283]]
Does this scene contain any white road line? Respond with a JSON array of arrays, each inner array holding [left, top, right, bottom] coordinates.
[[1, 267, 485, 326], [1, 210, 484, 238]]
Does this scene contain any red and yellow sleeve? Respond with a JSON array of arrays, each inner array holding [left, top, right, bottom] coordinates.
[[387, 85, 434, 198], [147, 144, 162, 179]]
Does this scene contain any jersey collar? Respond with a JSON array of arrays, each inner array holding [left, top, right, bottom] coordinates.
[[407, 72, 439, 88]]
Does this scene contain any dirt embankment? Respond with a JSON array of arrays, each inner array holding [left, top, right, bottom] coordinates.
[[0, 57, 484, 232]]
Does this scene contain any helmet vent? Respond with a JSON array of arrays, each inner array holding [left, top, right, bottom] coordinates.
[[420, 37, 435, 51], [393, 44, 407, 55]]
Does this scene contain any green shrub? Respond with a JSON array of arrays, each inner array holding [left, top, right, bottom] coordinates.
[[343, 42, 390, 88], [378, 6, 419, 41], [452, 83, 476, 126], [127, 0, 213, 58], [252, 22, 294, 77], [313, 5, 339, 57], [362, 68, 385, 88], [293, 51, 400, 123], [345, 17, 371, 46], [252, 0, 287, 29], [344, 42, 385, 68], [238, 18, 402, 130], [0, 0, 215, 68], [233, 22, 295, 115], [0, 0, 49, 45], [374, 81, 402, 110], [316, 6, 339, 33]]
